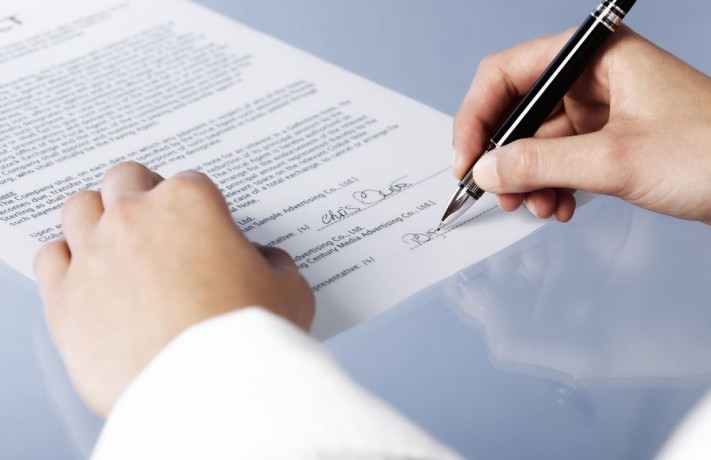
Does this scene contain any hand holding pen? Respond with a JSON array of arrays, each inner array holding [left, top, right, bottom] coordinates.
[[444, 0, 711, 226], [445, 0, 711, 226], [452, 24, 711, 225], [440, 0, 641, 229]]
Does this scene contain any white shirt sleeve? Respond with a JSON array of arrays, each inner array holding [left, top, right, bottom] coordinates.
[[91, 307, 462, 460], [655, 390, 711, 460]]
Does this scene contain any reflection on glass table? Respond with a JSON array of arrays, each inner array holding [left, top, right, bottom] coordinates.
[[0, 269, 102, 460], [327, 196, 711, 460], [445, 196, 711, 385]]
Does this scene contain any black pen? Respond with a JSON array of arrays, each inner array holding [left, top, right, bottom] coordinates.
[[438, 0, 637, 230]]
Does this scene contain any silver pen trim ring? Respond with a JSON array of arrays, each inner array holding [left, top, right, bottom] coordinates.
[[593, 1, 627, 32]]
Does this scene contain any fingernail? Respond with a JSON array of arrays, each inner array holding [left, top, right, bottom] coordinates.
[[523, 198, 539, 218], [472, 154, 500, 191]]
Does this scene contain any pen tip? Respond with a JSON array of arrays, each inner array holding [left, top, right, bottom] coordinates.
[[436, 222, 444, 232]]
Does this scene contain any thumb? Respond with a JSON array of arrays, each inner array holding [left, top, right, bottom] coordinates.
[[472, 131, 625, 195]]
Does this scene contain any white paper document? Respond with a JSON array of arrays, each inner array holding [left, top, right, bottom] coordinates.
[[0, 0, 563, 338]]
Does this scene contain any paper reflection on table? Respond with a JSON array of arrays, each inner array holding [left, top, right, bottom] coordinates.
[[444, 196, 711, 387]]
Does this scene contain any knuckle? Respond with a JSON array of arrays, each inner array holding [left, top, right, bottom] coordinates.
[[62, 190, 96, 212], [504, 143, 542, 189], [159, 172, 220, 204], [165, 175, 204, 198], [453, 109, 481, 142], [105, 161, 149, 179], [61, 190, 98, 224], [477, 53, 499, 73], [178, 170, 211, 183], [597, 135, 632, 195], [476, 52, 507, 82]]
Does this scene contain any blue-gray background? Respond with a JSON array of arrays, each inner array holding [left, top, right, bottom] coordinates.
[[2, 1, 711, 459], [197, 0, 711, 116]]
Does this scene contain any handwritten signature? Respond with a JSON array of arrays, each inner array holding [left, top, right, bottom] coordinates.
[[321, 205, 361, 225], [352, 176, 411, 205], [401, 229, 445, 249]]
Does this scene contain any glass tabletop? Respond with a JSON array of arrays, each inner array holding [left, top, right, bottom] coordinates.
[[1, 1, 710, 458], [327, 196, 711, 459]]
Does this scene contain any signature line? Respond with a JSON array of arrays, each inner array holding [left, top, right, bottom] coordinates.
[[409, 205, 498, 251], [316, 167, 450, 232]]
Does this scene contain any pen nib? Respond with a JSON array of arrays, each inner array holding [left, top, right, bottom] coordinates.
[[436, 222, 445, 232]]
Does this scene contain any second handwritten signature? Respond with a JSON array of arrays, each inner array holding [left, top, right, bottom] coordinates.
[[352, 176, 411, 205], [401, 229, 445, 249]]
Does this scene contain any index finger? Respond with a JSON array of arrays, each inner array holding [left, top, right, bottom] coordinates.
[[453, 30, 574, 178]]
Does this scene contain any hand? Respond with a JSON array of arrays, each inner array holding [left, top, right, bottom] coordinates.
[[34, 162, 315, 417], [453, 26, 711, 223]]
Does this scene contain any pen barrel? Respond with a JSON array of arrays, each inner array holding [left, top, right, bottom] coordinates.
[[491, 13, 614, 146]]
